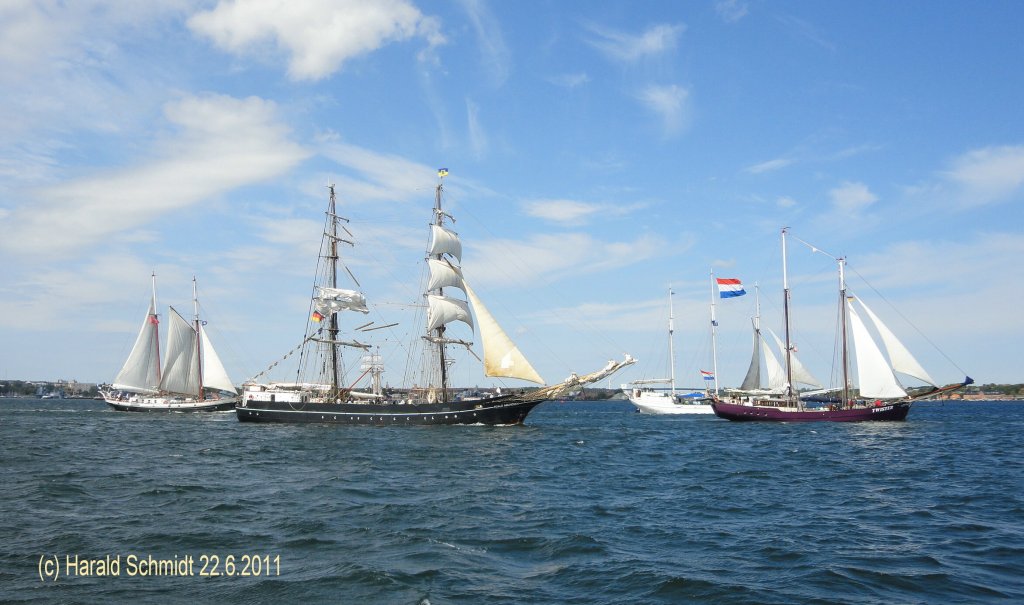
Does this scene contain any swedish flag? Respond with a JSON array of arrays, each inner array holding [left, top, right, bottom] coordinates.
[[438, 168, 449, 177]]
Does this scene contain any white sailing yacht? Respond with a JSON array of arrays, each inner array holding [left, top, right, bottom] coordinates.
[[623, 288, 712, 415], [103, 274, 239, 412]]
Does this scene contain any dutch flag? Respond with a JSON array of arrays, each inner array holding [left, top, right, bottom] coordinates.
[[716, 278, 746, 298], [700, 370, 715, 381]]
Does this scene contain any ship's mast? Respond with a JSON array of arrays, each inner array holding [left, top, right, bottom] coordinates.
[[151, 272, 162, 385], [838, 256, 851, 407], [667, 286, 676, 397], [781, 227, 795, 405], [709, 271, 720, 395], [327, 184, 341, 397], [433, 174, 449, 403], [192, 276, 203, 399]]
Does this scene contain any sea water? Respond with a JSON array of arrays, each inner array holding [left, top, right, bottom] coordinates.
[[1, 398, 1022, 604]]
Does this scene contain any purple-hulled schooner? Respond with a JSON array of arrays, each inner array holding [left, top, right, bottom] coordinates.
[[710, 228, 971, 423]]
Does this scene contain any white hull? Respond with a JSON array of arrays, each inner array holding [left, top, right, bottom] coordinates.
[[103, 393, 238, 412], [627, 392, 714, 415]]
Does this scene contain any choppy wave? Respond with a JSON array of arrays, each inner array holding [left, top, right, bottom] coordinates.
[[1, 399, 1022, 603]]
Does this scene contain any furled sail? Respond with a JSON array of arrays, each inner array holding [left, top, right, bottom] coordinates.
[[426, 259, 465, 292], [847, 301, 908, 398], [767, 327, 822, 388], [426, 295, 474, 332], [462, 281, 545, 384], [200, 325, 237, 394], [852, 297, 936, 387], [428, 225, 462, 261], [159, 307, 201, 396], [314, 287, 369, 316], [113, 298, 161, 394]]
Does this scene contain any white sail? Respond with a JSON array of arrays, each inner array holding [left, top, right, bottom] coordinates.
[[853, 297, 936, 387], [314, 287, 369, 316], [159, 307, 200, 396], [762, 334, 787, 391], [767, 327, 822, 388], [426, 295, 474, 332], [463, 280, 545, 384], [112, 299, 161, 394], [200, 325, 237, 394], [428, 225, 462, 261], [426, 259, 465, 292], [739, 328, 762, 391], [847, 301, 908, 398]]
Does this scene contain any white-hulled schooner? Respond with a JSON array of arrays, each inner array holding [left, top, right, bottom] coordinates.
[[103, 274, 239, 412], [237, 170, 635, 425]]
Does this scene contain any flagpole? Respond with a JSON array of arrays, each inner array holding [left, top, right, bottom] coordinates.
[[710, 269, 719, 395]]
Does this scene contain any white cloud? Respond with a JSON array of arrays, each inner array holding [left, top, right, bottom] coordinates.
[[637, 84, 691, 136], [828, 181, 877, 215], [943, 145, 1024, 207], [188, 0, 445, 81], [465, 232, 666, 288], [746, 158, 793, 174], [548, 73, 590, 88], [466, 99, 487, 159], [714, 0, 750, 23], [459, 0, 509, 87], [523, 200, 601, 224], [583, 22, 685, 62], [0, 93, 310, 259], [318, 137, 440, 202]]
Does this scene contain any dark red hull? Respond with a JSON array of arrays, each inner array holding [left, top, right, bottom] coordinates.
[[711, 399, 912, 422]]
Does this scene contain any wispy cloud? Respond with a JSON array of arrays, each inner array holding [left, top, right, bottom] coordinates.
[[523, 200, 602, 224], [637, 84, 691, 136], [777, 15, 836, 52], [583, 22, 685, 62], [466, 232, 666, 288], [466, 98, 487, 159], [942, 145, 1024, 207], [745, 158, 793, 174], [0, 93, 310, 259], [548, 73, 590, 88], [317, 135, 439, 202], [714, 0, 750, 23], [188, 0, 445, 81], [829, 181, 878, 215], [459, 0, 509, 87], [522, 198, 645, 225]]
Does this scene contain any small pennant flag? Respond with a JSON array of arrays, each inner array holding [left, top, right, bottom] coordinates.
[[311, 311, 325, 322], [148, 315, 159, 325], [700, 370, 715, 381], [438, 168, 449, 177], [716, 278, 746, 298]]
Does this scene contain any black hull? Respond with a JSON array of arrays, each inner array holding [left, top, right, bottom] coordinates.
[[236, 394, 543, 425]]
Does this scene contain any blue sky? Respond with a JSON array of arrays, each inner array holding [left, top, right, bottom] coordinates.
[[1, 0, 1021, 390]]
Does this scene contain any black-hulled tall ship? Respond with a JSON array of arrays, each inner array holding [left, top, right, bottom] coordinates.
[[237, 170, 634, 425]]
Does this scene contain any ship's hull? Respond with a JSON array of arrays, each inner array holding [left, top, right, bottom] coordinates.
[[235, 393, 543, 425], [711, 399, 912, 422], [631, 398, 714, 415], [104, 395, 238, 413]]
